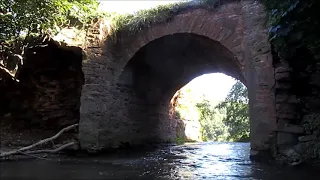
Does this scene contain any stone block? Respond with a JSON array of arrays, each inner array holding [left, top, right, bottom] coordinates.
[[288, 96, 299, 103], [275, 66, 292, 73], [275, 72, 291, 81], [276, 111, 299, 119], [276, 123, 304, 134], [276, 82, 292, 89], [275, 94, 299, 104], [276, 104, 296, 112], [298, 134, 317, 142], [294, 142, 313, 154], [277, 132, 298, 145]]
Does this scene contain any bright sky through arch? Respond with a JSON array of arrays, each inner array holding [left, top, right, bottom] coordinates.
[[98, 0, 237, 101]]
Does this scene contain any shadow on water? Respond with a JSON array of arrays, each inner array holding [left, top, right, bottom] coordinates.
[[1, 142, 320, 179]]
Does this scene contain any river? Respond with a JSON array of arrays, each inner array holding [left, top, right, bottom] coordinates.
[[1, 142, 320, 179]]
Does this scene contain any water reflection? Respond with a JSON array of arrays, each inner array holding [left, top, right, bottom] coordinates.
[[1, 142, 320, 179], [167, 142, 253, 180]]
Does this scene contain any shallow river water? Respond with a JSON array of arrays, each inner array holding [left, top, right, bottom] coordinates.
[[1, 142, 320, 179]]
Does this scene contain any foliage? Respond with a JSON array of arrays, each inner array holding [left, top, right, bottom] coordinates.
[[177, 80, 249, 142], [0, 0, 103, 71], [216, 81, 249, 142], [263, 0, 320, 60], [175, 136, 197, 145], [0, 0, 224, 70], [196, 99, 228, 142]]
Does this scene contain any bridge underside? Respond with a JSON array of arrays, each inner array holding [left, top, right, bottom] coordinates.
[[79, 34, 275, 157], [116, 33, 244, 145], [79, 1, 277, 159]]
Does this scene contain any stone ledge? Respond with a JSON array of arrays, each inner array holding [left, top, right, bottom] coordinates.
[[276, 123, 304, 134], [275, 66, 292, 73], [275, 94, 299, 103], [275, 72, 291, 81], [276, 111, 300, 119], [298, 134, 317, 142], [276, 82, 292, 89]]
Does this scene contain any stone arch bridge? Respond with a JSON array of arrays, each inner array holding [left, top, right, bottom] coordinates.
[[79, 0, 298, 159]]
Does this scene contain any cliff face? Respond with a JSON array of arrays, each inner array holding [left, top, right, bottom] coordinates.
[[0, 40, 84, 130]]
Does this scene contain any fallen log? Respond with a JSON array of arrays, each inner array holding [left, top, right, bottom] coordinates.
[[0, 123, 79, 158]]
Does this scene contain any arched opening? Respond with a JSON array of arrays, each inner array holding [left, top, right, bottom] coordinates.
[[170, 73, 249, 143], [117, 33, 247, 145]]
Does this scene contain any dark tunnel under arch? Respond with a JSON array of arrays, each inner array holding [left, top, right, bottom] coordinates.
[[116, 33, 247, 144]]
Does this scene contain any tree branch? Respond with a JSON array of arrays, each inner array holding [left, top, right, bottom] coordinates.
[[24, 142, 77, 155], [0, 123, 79, 158]]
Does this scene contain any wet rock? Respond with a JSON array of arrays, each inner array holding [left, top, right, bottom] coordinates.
[[279, 148, 302, 166]]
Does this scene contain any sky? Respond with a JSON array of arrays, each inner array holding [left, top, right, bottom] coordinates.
[[98, 0, 237, 101], [98, 1, 181, 13]]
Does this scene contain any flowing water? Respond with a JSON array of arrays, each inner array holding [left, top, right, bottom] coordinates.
[[1, 142, 320, 179]]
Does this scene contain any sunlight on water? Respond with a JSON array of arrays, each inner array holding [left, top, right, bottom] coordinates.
[[1, 142, 319, 179], [172, 142, 252, 179]]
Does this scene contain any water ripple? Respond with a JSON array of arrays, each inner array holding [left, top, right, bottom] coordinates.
[[1, 142, 320, 179]]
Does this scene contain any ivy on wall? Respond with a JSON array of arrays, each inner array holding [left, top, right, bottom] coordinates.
[[263, 0, 320, 61]]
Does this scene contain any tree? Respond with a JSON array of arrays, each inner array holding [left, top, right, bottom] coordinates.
[[216, 80, 249, 142], [196, 99, 228, 142], [0, 0, 102, 71]]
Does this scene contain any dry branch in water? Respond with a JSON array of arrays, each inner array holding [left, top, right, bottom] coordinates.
[[24, 142, 77, 154], [0, 123, 79, 158]]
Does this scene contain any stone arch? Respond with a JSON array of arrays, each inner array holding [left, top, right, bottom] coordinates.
[[118, 33, 245, 103], [109, 6, 245, 82], [115, 32, 246, 146], [80, 0, 276, 159]]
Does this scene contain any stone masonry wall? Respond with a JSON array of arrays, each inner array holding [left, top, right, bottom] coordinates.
[[1, 40, 84, 129], [273, 49, 320, 163], [240, 0, 276, 159]]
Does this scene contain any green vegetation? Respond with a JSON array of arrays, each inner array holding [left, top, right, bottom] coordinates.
[[195, 80, 249, 142], [216, 81, 249, 142], [263, 0, 320, 61], [196, 100, 228, 142], [107, 0, 221, 38], [0, 0, 223, 72], [1, 0, 103, 71], [175, 136, 197, 145]]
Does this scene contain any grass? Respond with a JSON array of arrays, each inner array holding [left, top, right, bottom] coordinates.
[[54, 0, 222, 47], [103, 0, 222, 43], [175, 136, 198, 145]]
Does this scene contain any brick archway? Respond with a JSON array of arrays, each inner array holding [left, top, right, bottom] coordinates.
[[79, 0, 276, 158]]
